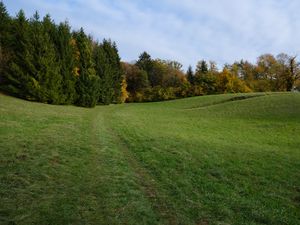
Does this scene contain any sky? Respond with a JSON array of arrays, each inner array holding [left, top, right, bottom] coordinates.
[[4, 0, 300, 70]]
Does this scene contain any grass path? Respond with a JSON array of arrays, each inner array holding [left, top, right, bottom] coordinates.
[[102, 111, 179, 225], [86, 109, 163, 224]]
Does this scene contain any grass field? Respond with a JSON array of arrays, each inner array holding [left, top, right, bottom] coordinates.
[[0, 92, 300, 225]]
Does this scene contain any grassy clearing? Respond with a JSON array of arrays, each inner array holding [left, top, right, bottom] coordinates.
[[0, 93, 299, 225]]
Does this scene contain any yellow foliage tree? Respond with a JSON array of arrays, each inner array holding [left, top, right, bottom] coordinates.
[[119, 77, 129, 103], [217, 68, 252, 93]]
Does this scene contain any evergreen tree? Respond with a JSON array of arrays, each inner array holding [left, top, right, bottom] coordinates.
[[28, 12, 62, 103], [0, 1, 10, 42], [135, 51, 155, 86], [3, 10, 32, 98], [194, 60, 216, 94], [136, 51, 152, 72], [111, 41, 123, 103], [0, 1, 12, 84], [0, 1, 11, 50], [186, 65, 194, 85], [196, 60, 208, 75], [94, 39, 122, 104], [73, 28, 99, 107], [55, 21, 77, 104], [93, 42, 105, 102]]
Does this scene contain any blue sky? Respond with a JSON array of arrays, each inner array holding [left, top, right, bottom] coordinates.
[[4, 0, 300, 69]]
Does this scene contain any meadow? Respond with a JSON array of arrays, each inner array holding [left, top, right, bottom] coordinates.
[[0, 92, 299, 225]]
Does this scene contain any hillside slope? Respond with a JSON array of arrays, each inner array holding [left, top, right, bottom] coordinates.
[[0, 93, 299, 225]]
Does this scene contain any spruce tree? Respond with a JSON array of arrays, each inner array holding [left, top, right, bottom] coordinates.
[[73, 28, 99, 107], [0, 1, 11, 51], [136, 51, 152, 72], [135, 51, 153, 86], [110, 41, 123, 103], [0, 1, 11, 82], [186, 65, 194, 85], [196, 60, 208, 75], [4, 10, 33, 98], [55, 21, 77, 104], [94, 39, 122, 104], [93, 42, 105, 103], [28, 12, 62, 103]]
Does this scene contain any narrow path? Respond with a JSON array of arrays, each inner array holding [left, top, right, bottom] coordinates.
[[102, 110, 179, 225]]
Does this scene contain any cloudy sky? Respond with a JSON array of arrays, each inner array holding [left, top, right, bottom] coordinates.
[[4, 0, 300, 69]]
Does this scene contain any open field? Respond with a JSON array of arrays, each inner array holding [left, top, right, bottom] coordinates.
[[0, 93, 300, 225]]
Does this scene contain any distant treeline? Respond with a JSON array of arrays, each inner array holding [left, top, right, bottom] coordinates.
[[0, 2, 299, 107], [124, 51, 300, 102]]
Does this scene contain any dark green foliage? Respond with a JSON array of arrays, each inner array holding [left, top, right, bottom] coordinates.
[[136, 51, 161, 87], [2, 11, 63, 103], [0, 2, 11, 50], [73, 29, 99, 107], [94, 39, 122, 104], [0, 2, 10, 43], [186, 65, 194, 84], [3, 10, 32, 98], [199, 60, 208, 73], [29, 13, 62, 103], [195, 60, 209, 84], [136, 51, 152, 73], [0, 2, 124, 107], [76, 74, 100, 107], [0, 1, 11, 82], [55, 22, 77, 104]]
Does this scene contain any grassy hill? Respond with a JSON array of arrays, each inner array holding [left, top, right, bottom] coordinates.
[[0, 93, 299, 225]]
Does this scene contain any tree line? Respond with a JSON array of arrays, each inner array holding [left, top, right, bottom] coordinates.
[[1, 2, 299, 107], [0, 2, 123, 107], [123, 52, 300, 102]]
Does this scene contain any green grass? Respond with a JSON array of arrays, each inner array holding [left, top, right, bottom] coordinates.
[[0, 92, 299, 225]]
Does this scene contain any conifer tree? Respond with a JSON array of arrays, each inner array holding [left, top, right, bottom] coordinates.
[[195, 60, 208, 78], [0, 1, 10, 43], [73, 28, 99, 107], [136, 51, 153, 86], [28, 12, 62, 103], [3, 10, 32, 98], [0, 1, 11, 83], [55, 21, 77, 104], [94, 39, 122, 104], [136, 51, 152, 72], [186, 65, 194, 85], [111, 41, 123, 102]]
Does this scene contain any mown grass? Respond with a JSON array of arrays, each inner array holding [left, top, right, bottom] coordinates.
[[0, 92, 299, 225]]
